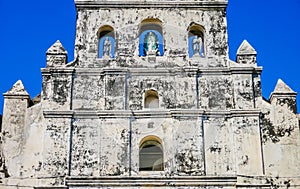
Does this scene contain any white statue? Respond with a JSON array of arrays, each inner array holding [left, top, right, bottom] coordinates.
[[145, 32, 158, 55], [103, 37, 112, 57], [192, 36, 202, 56]]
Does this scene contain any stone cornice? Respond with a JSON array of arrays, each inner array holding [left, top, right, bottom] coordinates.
[[103, 68, 129, 75], [3, 93, 30, 99], [269, 93, 297, 104], [70, 66, 262, 76], [34, 187, 67, 189], [41, 68, 75, 75], [75, 1, 228, 9], [43, 111, 74, 118], [230, 66, 262, 74], [43, 109, 261, 119], [201, 109, 261, 117], [228, 109, 261, 117], [66, 175, 236, 187]]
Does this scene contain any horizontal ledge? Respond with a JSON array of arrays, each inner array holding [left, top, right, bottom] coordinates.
[[71, 67, 262, 76], [34, 187, 68, 189], [227, 109, 261, 117], [66, 175, 236, 186], [230, 66, 262, 74], [3, 93, 30, 98], [74, 109, 205, 118], [75, 1, 228, 8], [41, 68, 75, 74], [43, 109, 261, 118], [236, 184, 271, 188], [43, 111, 74, 118], [270, 92, 297, 96]]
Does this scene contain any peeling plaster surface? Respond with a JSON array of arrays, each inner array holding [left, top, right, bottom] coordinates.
[[0, 0, 299, 189]]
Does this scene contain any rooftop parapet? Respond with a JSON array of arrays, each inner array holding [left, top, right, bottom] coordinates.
[[74, 0, 228, 8]]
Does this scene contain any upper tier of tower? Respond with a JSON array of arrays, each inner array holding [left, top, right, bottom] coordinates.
[[73, 0, 229, 68]]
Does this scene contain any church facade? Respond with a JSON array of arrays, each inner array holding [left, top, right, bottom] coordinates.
[[0, 0, 299, 188]]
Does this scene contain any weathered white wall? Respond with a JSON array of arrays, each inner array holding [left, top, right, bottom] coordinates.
[[0, 0, 299, 189], [74, 7, 228, 68]]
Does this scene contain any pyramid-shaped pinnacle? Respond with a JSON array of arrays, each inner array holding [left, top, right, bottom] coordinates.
[[237, 40, 257, 55], [4, 80, 29, 96], [46, 40, 67, 55], [273, 78, 296, 93]]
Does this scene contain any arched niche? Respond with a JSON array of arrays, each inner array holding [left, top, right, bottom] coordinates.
[[144, 89, 159, 109], [97, 25, 115, 58], [187, 23, 205, 58], [139, 18, 164, 57]]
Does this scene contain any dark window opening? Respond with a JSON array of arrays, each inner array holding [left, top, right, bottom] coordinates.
[[139, 140, 164, 171]]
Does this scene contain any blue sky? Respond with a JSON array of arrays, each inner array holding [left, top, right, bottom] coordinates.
[[0, 0, 299, 114]]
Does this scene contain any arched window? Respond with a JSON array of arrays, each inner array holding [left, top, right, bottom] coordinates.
[[188, 23, 205, 58], [98, 25, 115, 58], [139, 18, 164, 57], [144, 89, 159, 108], [139, 136, 164, 171]]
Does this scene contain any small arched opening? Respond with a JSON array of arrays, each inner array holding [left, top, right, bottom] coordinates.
[[144, 89, 159, 109], [139, 18, 164, 57], [187, 23, 205, 58], [139, 136, 164, 171], [98, 25, 115, 58]]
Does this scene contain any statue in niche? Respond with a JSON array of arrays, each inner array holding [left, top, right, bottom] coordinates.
[[144, 31, 158, 56], [192, 35, 204, 57], [103, 37, 112, 57]]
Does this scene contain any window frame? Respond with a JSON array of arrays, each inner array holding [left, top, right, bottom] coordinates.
[[139, 136, 164, 172]]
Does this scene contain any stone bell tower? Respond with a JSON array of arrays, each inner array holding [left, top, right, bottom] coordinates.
[[1, 0, 299, 189]]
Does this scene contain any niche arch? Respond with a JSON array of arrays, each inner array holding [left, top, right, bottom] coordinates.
[[139, 135, 164, 171], [139, 18, 164, 56], [187, 23, 205, 58], [144, 89, 159, 109], [97, 25, 115, 58]]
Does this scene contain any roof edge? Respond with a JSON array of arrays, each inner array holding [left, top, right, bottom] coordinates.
[[74, 1, 228, 8]]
